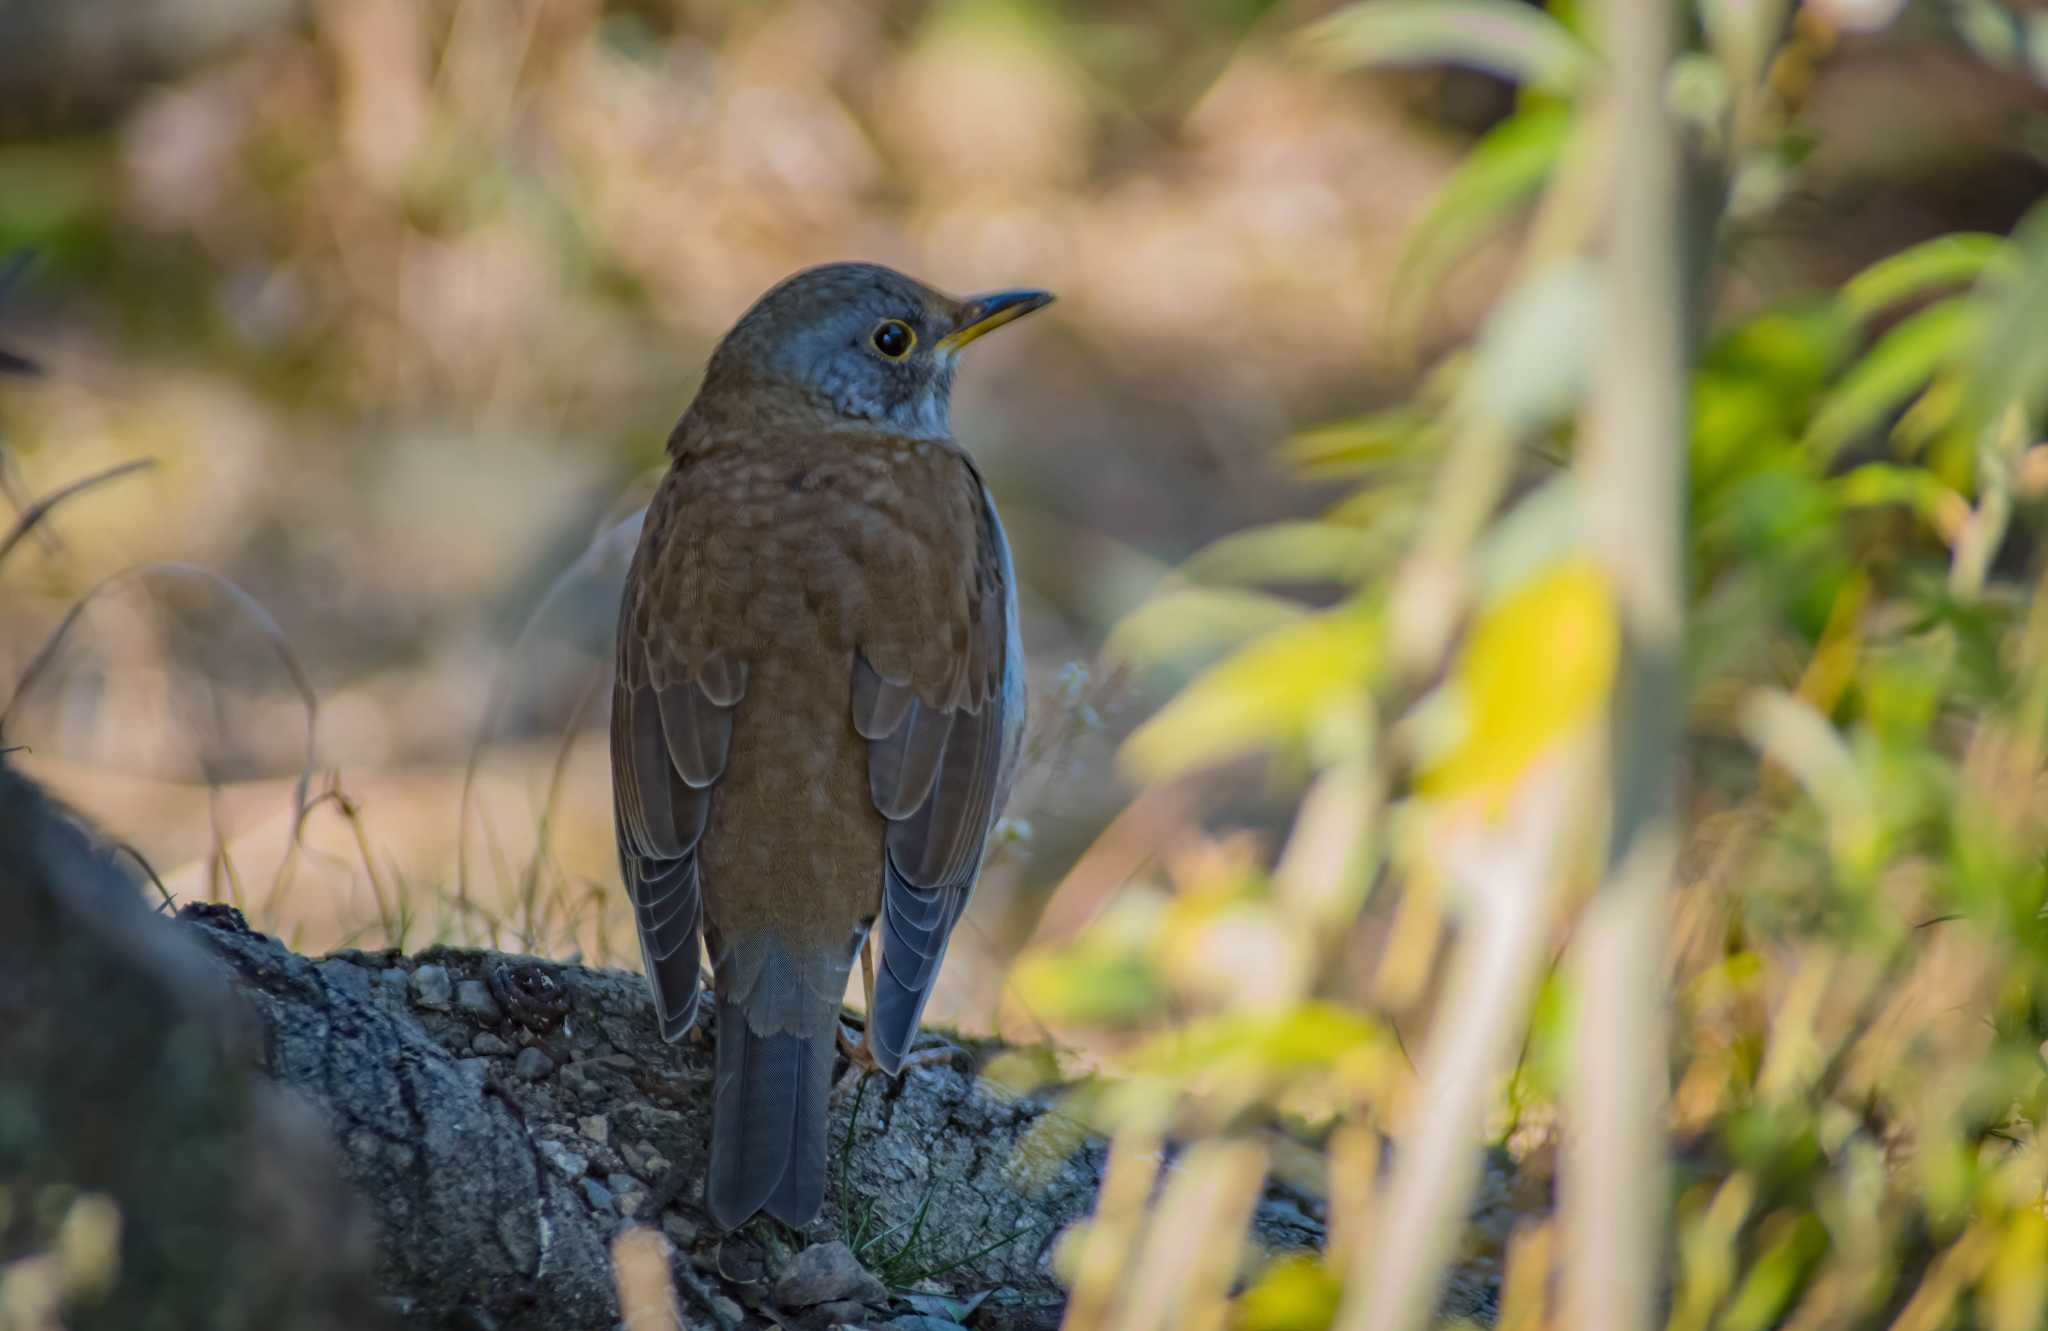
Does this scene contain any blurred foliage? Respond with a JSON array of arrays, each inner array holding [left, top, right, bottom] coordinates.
[[1017, 0, 2048, 1328]]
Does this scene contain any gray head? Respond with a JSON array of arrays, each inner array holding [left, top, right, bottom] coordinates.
[[692, 262, 1053, 439]]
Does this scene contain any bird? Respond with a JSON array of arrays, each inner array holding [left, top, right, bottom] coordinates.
[[610, 262, 1047, 1231]]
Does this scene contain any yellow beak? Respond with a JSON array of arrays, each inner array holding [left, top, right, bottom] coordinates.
[[935, 288, 1055, 353]]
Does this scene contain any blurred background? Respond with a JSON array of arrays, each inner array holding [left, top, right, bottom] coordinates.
[[0, 0, 2044, 1038]]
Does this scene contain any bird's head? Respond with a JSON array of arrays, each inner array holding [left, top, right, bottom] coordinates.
[[692, 262, 1053, 440]]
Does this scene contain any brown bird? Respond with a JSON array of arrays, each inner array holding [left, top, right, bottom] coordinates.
[[611, 263, 1047, 1230]]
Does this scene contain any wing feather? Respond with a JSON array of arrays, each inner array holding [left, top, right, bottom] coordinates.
[[859, 486, 1026, 1072], [612, 578, 745, 1039]]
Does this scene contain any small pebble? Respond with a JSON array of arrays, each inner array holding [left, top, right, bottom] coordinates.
[[377, 967, 409, 990], [578, 1114, 610, 1146], [814, 1301, 871, 1326], [578, 1177, 613, 1211], [471, 1032, 512, 1056], [409, 964, 453, 1011], [775, 1241, 888, 1308], [454, 1057, 489, 1083], [317, 959, 372, 998], [661, 1213, 699, 1246], [456, 979, 503, 1025], [710, 1296, 743, 1326], [513, 1046, 554, 1081], [537, 1139, 588, 1178]]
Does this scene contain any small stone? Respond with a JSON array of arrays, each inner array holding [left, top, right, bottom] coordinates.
[[660, 1212, 699, 1246], [814, 1301, 872, 1326], [644, 1153, 672, 1176], [471, 1032, 512, 1056], [606, 1171, 637, 1196], [377, 967, 409, 990], [613, 1188, 645, 1219], [774, 1241, 888, 1309], [455, 1057, 489, 1083], [882, 1318, 970, 1331], [457, 978, 503, 1025], [409, 964, 453, 1011], [578, 1114, 610, 1146], [578, 1177, 613, 1211], [318, 959, 372, 998], [537, 1139, 588, 1178], [620, 1140, 649, 1172], [709, 1296, 743, 1326], [513, 1046, 554, 1081]]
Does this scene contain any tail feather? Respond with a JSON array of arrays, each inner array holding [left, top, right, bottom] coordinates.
[[705, 935, 849, 1229]]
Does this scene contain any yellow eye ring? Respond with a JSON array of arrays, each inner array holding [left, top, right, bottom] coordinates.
[[870, 319, 916, 360]]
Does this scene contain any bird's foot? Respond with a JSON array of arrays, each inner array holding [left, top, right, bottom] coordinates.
[[836, 1019, 884, 1085], [835, 1022, 961, 1089], [898, 1035, 964, 1072]]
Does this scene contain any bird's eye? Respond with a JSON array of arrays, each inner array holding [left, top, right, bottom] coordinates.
[[870, 319, 915, 360]]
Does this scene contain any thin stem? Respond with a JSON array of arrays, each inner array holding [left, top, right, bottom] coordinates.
[[1565, 0, 1690, 1326]]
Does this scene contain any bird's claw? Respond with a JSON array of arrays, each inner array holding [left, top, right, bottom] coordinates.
[[836, 1019, 883, 1086]]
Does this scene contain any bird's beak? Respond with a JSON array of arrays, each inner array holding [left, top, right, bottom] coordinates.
[[936, 288, 1055, 353]]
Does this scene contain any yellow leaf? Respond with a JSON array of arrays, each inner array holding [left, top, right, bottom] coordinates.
[[1235, 1253, 1343, 1331], [1985, 1209, 2048, 1331], [1121, 604, 1383, 780], [1416, 560, 1617, 809]]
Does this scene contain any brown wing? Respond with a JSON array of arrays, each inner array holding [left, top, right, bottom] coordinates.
[[854, 485, 1026, 1071], [611, 561, 746, 1042]]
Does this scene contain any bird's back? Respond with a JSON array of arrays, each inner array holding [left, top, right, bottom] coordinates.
[[619, 423, 1000, 1226]]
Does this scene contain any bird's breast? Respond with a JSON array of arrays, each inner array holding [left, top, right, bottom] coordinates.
[[646, 434, 985, 678]]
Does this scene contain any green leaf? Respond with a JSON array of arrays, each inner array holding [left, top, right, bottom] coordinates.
[[1464, 258, 1599, 430], [1181, 520, 1402, 588], [1841, 232, 2007, 323], [1121, 603, 1383, 779], [1389, 106, 1574, 348], [1285, 408, 1438, 478], [1300, 0, 1595, 93], [1805, 296, 1985, 461], [1475, 475, 1582, 597], [1702, 304, 1854, 393], [1967, 201, 2048, 429], [1009, 896, 1168, 1027], [1125, 1001, 1389, 1080], [1834, 463, 1964, 534], [1719, 1212, 1829, 1331], [1105, 586, 1307, 671], [1690, 305, 1854, 494]]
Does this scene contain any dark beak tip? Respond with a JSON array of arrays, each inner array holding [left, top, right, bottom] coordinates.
[[970, 289, 1054, 319]]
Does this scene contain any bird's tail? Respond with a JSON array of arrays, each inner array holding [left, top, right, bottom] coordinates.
[[705, 934, 850, 1230]]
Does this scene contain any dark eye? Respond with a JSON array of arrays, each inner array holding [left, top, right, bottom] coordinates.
[[870, 319, 915, 360]]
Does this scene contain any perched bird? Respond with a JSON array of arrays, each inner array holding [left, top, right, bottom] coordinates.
[[610, 263, 1047, 1230]]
